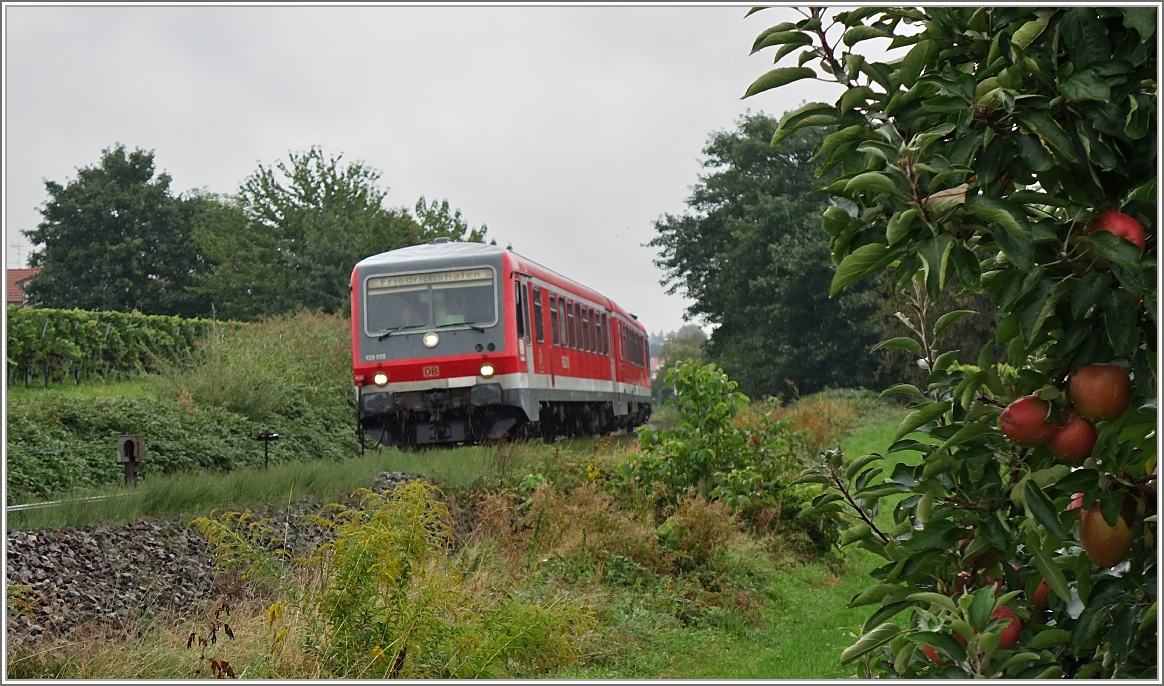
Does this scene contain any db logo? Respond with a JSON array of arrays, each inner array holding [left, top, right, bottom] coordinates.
[[422, 365, 440, 378]]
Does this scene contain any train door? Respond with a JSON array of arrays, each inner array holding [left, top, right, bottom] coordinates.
[[514, 278, 529, 373], [514, 277, 535, 374], [530, 284, 547, 379], [605, 309, 618, 394]]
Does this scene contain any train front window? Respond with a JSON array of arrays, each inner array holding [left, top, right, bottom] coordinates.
[[364, 267, 496, 336]]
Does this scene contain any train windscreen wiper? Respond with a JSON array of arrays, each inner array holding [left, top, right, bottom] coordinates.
[[437, 321, 487, 332], [377, 324, 426, 340]]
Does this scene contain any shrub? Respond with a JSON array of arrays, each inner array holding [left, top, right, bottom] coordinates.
[[656, 494, 741, 574], [620, 360, 839, 552]]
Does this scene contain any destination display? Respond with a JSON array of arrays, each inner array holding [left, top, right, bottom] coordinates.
[[367, 268, 493, 294]]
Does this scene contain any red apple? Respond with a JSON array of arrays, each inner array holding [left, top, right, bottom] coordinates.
[[1069, 364, 1131, 421], [981, 574, 1005, 590], [982, 563, 1018, 591], [999, 395, 1058, 446], [1068, 492, 1085, 521], [924, 607, 1017, 663], [1048, 409, 1097, 466], [1087, 209, 1146, 250], [991, 605, 1022, 649], [922, 632, 968, 665], [957, 526, 999, 570], [1079, 502, 1132, 568], [1030, 578, 1051, 609]]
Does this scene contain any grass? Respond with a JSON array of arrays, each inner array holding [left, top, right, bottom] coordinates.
[[6, 447, 461, 531], [659, 556, 881, 678], [5, 435, 631, 530], [586, 414, 908, 680]]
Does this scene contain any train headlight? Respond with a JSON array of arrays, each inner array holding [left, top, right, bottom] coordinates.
[[373, 372, 389, 386], [423, 332, 439, 348], [479, 363, 495, 378]]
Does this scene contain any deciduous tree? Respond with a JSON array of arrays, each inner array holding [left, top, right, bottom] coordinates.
[[22, 144, 212, 317], [650, 114, 882, 399], [194, 147, 440, 319], [413, 196, 489, 243]]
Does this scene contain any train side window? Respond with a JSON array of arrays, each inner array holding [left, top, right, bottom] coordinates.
[[566, 300, 576, 349], [595, 309, 605, 354], [586, 309, 595, 354], [581, 307, 590, 353], [515, 282, 525, 339], [599, 313, 607, 356], [549, 294, 559, 346], [591, 309, 600, 355], [568, 302, 577, 349], [593, 312, 601, 356], [558, 296, 568, 347], [532, 286, 544, 344], [577, 307, 584, 352], [621, 322, 628, 361]]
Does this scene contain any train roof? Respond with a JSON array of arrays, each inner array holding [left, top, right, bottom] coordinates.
[[355, 239, 506, 268]]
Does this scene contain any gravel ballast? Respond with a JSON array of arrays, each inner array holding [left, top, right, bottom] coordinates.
[[5, 471, 419, 648]]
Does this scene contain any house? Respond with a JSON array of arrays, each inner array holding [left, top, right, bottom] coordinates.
[[6, 268, 40, 308]]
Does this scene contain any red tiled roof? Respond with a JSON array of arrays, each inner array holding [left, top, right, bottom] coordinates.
[[6, 268, 40, 305]]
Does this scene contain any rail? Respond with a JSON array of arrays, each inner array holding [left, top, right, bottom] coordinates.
[[6, 492, 134, 513]]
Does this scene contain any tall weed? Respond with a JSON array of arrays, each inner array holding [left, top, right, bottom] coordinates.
[[481, 481, 664, 577], [191, 481, 595, 678], [155, 309, 350, 422], [767, 388, 898, 454]]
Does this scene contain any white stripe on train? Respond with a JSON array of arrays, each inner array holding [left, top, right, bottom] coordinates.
[[381, 372, 651, 397]]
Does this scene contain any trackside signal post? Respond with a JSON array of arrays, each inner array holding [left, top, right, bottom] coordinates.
[[258, 430, 281, 469], [117, 435, 145, 487]]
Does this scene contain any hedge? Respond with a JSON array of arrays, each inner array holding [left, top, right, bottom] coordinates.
[[5, 393, 358, 498], [5, 307, 234, 387]]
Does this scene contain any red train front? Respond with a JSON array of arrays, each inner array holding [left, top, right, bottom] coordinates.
[[350, 238, 652, 448]]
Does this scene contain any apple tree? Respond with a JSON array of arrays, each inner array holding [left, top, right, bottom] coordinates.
[[744, 6, 1156, 678]]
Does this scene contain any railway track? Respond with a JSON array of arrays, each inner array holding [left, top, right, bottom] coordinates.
[[7, 493, 133, 513]]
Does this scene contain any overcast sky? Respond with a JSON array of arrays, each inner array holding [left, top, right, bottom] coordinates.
[[3, 2, 850, 335]]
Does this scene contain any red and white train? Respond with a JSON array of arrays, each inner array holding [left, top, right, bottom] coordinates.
[[350, 238, 652, 448]]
